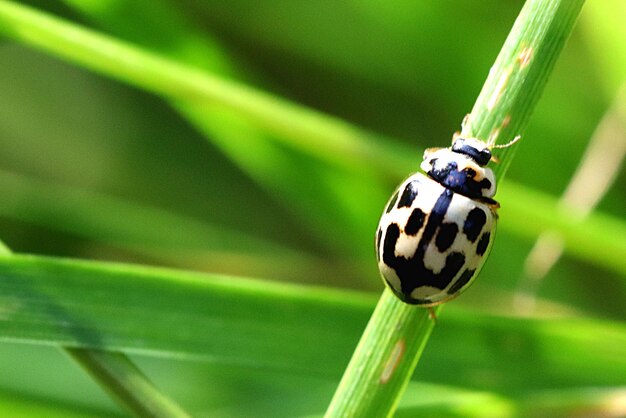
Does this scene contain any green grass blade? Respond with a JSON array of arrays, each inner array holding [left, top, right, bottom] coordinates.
[[0, 169, 327, 279], [325, 0, 585, 416], [0, 2, 620, 416], [0, 389, 122, 418], [1, 254, 625, 389], [0, 0, 621, 274], [175, 103, 389, 260], [463, 0, 586, 177], [65, 349, 190, 418], [0, 169, 285, 254], [396, 382, 514, 418], [0, 244, 190, 417], [0, 254, 373, 371], [499, 182, 626, 274], [324, 291, 437, 418], [0, 0, 406, 175], [59, 0, 392, 259]]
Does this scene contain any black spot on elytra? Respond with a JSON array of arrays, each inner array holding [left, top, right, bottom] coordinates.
[[383, 223, 401, 263], [435, 222, 458, 252], [385, 190, 399, 213], [463, 208, 486, 242], [382, 189, 466, 304], [476, 232, 491, 256], [440, 252, 465, 281], [448, 269, 475, 294], [404, 208, 425, 235], [397, 180, 419, 208]]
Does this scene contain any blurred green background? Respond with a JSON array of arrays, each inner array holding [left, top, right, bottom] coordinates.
[[0, 1, 624, 417]]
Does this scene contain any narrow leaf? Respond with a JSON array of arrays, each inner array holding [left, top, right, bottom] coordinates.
[[325, 1, 585, 416], [1, 254, 624, 390]]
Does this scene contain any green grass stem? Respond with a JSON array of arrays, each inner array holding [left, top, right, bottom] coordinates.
[[324, 0, 585, 416], [2, 252, 624, 388], [65, 349, 190, 418], [324, 290, 437, 417], [0, 240, 190, 417]]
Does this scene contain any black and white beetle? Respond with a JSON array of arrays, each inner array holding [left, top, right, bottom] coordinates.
[[375, 127, 519, 306]]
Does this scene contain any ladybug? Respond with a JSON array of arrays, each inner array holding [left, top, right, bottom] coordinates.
[[375, 130, 519, 306]]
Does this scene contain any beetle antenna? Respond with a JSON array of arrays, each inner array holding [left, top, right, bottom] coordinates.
[[491, 135, 521, 149]]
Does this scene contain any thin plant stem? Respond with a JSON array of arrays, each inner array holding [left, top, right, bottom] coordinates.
[[324, 0, 585, 416], [0, 245, 190, 418]]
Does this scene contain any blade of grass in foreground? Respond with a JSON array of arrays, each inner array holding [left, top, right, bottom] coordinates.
[[1, 254, 625, 390], [325, 1, 585, 417], [0, 244, 190, 417], [0, 390, 123, 418]]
